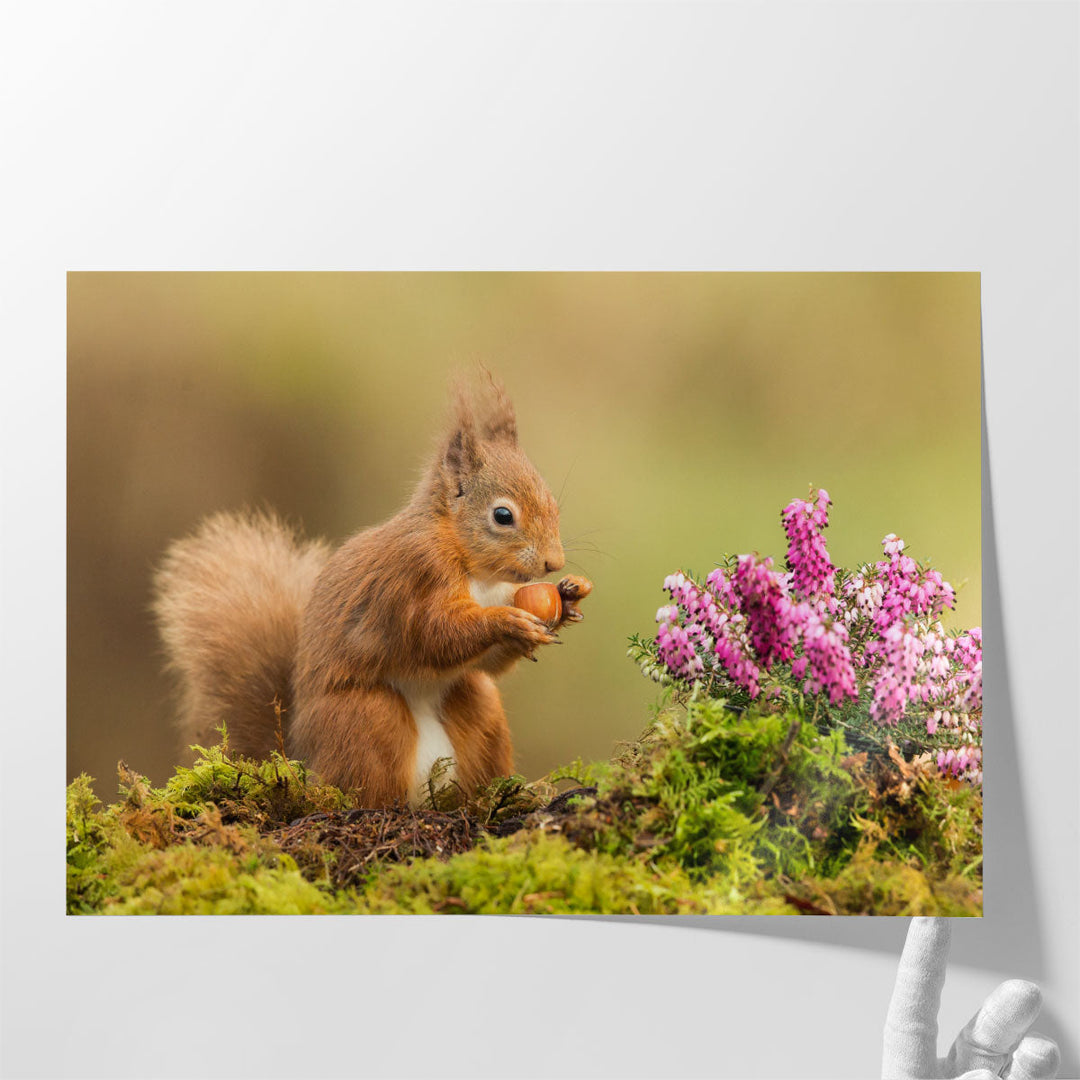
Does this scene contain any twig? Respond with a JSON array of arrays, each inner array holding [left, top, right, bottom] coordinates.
[[272, 698, 303, 789], [759, 718, 801, 800]]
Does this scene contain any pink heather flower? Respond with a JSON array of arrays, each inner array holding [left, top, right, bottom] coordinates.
[[953, 628, 982, 674], [937, 743, 982, 783], [782, 488, 836, 600], [647, 491, 981, 784], [870, 536, 956, 633], [799, 610, 859, 705], [712, 629, 762, 697], [655, 616, 705, 681], [867, 623, 924, 725], [657, 568, 761, 695], [841, 571, 885, 625], [961, 663, 982, 713], [705, 566, 739, 608], [943, 628, 982, 713], [732, 554, 800, 670]]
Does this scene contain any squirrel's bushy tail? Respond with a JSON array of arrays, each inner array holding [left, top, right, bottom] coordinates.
[[152, 510, 333, 760]]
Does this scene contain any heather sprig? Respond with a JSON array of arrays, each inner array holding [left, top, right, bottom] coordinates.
[[638, 489, 982, 783], [782, 487, 837, 600]]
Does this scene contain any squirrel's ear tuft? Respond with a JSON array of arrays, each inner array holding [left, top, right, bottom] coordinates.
[[440, 396, 484, 497], [477, 366, 518, 446], [445, 425, 480, 475]]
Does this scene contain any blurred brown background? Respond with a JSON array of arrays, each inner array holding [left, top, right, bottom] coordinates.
[[67, 273, 981, 798]]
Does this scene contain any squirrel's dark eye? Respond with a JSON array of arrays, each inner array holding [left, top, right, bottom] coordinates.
[[493, 506, 514, 526]]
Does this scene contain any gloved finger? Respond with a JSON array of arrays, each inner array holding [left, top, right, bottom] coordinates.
[[1002, 1032, 1061, 1080], [883, 918, 952, 1079], [956, 1071, 999, 1080], [944, 980, 1043, 1077]]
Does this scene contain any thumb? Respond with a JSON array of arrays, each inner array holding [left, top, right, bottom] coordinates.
[[944, 980, 1043, 1078]]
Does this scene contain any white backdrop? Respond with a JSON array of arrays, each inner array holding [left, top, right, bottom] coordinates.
[[1, 3, 1077, 1078]]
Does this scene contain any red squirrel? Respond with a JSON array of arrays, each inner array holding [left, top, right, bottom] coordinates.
[[152, 374, 588, 807]]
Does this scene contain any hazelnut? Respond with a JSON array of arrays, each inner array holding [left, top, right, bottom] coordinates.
[[513, 582, 563, 627]]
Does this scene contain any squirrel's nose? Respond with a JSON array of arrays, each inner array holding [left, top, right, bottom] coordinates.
[[544, 547, 565, 575]]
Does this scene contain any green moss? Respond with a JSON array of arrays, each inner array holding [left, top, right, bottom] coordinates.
[[67, 759, 353, 915], [355, 831, 795, 915], [554, 698, 863, 886], [67, 693, 981, 916], [160, 742, 353, 825], [785, 849, 982, 916], [67, 774, 113, 914], [103, 844, 347, 915]]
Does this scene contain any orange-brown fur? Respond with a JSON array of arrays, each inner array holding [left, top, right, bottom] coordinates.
[[152, 510, 333, 758], [152, 374, 570, 807]]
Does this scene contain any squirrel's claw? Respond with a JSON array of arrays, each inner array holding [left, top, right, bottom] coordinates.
[[556, 575, 594, 602], [500, 607, 559, 656], [554, 575, 591, 630]]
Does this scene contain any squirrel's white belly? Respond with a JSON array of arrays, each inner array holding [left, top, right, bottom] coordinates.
[[395, 680, 458, 806], [468, 577, 517, 608], [398, 579, 515, 804]]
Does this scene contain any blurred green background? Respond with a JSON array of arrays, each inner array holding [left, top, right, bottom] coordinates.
[[67, 273, 980, 797]]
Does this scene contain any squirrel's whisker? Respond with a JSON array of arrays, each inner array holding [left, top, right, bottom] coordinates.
[[563, 527, 615, 542], [565, 559, 598, 575], [556, 455, 579, 511], [565, 545, 614, 561]]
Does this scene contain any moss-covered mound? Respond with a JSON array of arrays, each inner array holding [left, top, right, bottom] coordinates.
[[67, 698, 982, 916]]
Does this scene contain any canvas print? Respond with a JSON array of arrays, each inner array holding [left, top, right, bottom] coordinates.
[[67, 272, 982, 915]]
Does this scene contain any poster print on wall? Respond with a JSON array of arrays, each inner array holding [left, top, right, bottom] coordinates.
[[66, 272, 982, 916]]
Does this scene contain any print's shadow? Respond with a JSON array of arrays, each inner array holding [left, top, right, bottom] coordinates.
[[559, 340, 1046, 984]]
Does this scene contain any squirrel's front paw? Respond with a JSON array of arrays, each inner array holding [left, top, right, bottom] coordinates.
[[495, 606, 560, 658], [556, 575, 593, 626]]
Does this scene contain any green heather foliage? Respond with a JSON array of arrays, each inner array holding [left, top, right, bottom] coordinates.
[[67, 692, 981, 915]]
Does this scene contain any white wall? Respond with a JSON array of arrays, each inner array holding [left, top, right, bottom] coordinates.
[[2, 4, 1076, 1077]]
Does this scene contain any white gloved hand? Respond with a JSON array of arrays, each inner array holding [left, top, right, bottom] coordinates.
[[882, 917, 1060, 1079]]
